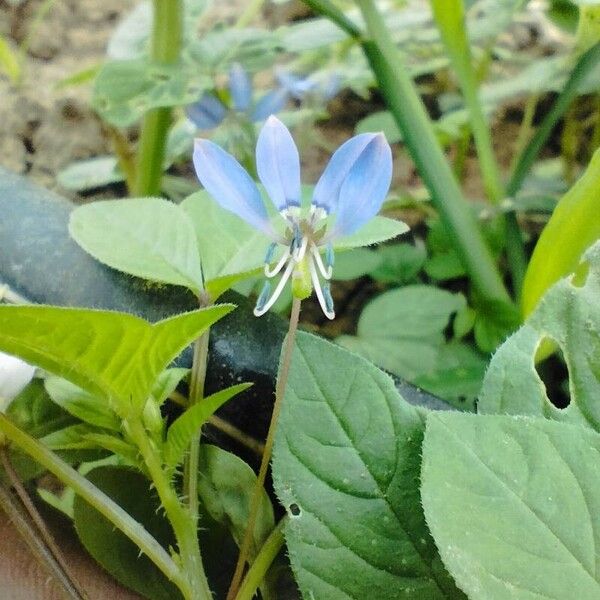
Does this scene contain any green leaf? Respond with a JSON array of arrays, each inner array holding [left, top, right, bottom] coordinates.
[[272, 332, 463, 599], [45, 376, 121, 431], [479, 241, 600, 430], [332, 248, 382, 281], [163, 383, 251, 468], [0, 304, 233, 416], [337, 286, 465, 380], [70, 198, 204, 294], [472, 298, 520, 353], [421, 413, 600, 600], [92, 58, 210, 127], [198, 444, 274, 561], [522, 148, 600, 317], [74, 466, 182, 600], [370, 243, 427, 284], [151, 368, 189, 406]]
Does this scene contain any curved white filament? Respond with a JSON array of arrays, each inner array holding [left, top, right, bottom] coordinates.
[[310, 244, 332, 280], [309, 256, 335, 320], [265, 247, 291, 278], [293, 236, 308, 263], [254, 259, 295, 317]]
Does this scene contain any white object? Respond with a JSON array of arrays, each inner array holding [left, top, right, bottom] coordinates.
[[0, 351, 35, 412]]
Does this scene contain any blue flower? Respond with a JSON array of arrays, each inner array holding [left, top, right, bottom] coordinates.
[[187, 63, 289, 130], [276, 69, 341, 102], [193, 116, 392, 319]]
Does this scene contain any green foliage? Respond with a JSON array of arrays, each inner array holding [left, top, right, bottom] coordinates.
[[70, 198, 204, 294], [480, 241, 600, 429], [74, 466, 182, 600], [522, 149, 600, 317], [198, 444, 274, 562], [163, 384, 251, 468], [421, 413, 600, 600], [0, 305, 232, 416], [337, 286, 465, 380], [273, 332, 463, 599]]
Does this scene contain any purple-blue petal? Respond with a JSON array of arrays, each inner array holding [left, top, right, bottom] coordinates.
[[251, 88, 289, 122], [312, 132, 377, 214], [256, 116, 301, 211], [186, 93, 227, 130], [330, 133, 393, 237], [229, 63, 252, 112], [193, 139, 273, 235], [276, 70, 316, 100]]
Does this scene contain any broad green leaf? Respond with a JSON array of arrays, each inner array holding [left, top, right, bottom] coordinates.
[[198, 444, 274, 561], [45, 376, 121, 431], [163, 383, 251, 468], [472, 298, 520, 353], [272, 333, 463, 600], [332, 248, 382, 281], [41, 424, 104, 451], [182, 190, 407, 299], [479, 241, 600, 430], [92, 58, 210, 127], [370, 243, 427, 284], [0, 305, 233, 416], [337, 286, 465, 380], [421, 413, 600, 600], [70, 198, 204, 293], [74, 466, 182, 600], [522, 148, 600, 317]]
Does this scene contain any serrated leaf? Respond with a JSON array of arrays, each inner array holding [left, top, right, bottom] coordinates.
[[337, 286, 465, 381], [421, 413, 600, 600], [479, 241, 600, 430], [164, 383, 251, 467], [45, 376, 121, 431], [198, 444, 274, 561], [272, 332, 463, 599], [151, 368, 189, 406], [70, 198, 204, 293], [0, 305, 233, 416]]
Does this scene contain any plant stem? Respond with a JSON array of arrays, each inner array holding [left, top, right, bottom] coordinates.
[[134, 0, 183, 196], [355, 0, 511, 304], [0, 413, 188, 596], [226, 298, 302, 600], [0, 447, 88, 599], [235, 517, 287, 600], [185, 330, 210, 528], [126, 419, 211, 600], [0, 476, 83, 600], [234, 0, 265, 28]]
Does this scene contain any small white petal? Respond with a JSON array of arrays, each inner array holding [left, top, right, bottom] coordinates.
[[0, 351, 35, 411]]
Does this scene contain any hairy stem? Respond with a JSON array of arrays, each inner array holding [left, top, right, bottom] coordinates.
[[0, 414, 187, 596], [226, 298, 302, 600]]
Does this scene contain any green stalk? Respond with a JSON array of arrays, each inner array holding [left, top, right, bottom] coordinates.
[[134, 0, 183, 196], [126, 419, 212, 600], [0, 413, 188, 596], [355, 0, 510, 303], [234, 518, 287, 600]]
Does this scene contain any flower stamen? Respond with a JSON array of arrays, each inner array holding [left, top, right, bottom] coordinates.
[[311, 244, 333, 280], [265, 246, 291, 278], [309, 256, 335, 320], [254, 259, 295, 317]]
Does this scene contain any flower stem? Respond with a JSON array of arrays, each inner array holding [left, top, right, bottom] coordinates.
[[126, 418, 212, 600], [133, 0, 183, 196], [226, 298, 302, 600], [235, 517, 287, 600], [0, 447, 89, 599], [0, 413, 188, 596]]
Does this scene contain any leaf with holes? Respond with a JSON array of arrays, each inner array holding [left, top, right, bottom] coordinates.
[[272, 332, 464, 599], [421, 412, 600, 600], [0, 305, 233, 416], [479, 241, 600, 431]]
